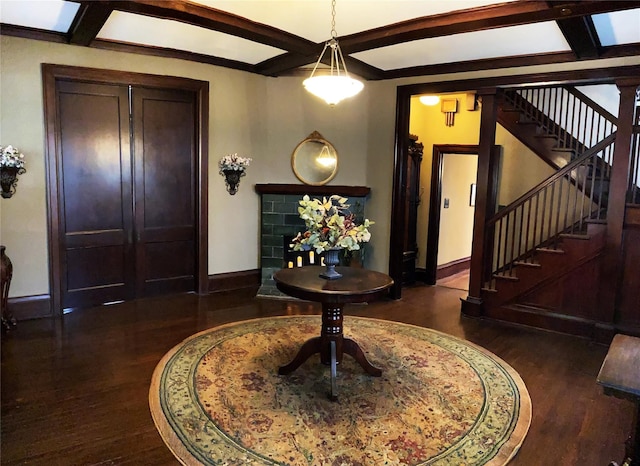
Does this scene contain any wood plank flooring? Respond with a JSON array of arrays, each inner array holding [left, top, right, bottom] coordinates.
[[1, 283, 632, 465], [436, 268, 470, 291]]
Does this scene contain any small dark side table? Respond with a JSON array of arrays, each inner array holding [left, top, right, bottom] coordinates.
[[597, 333, 640, 466], [273, 266, 393, 400]]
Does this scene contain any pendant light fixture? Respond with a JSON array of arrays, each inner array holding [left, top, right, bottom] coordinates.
[[303, 0, 363, 106]]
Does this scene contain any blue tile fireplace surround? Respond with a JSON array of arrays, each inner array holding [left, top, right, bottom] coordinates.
[[254, 184, 371, 297]]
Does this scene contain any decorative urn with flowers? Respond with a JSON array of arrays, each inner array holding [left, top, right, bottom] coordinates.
[[219, 153, 251, 195], [0, 145, 26, 199], [291, 195, 374, 279]]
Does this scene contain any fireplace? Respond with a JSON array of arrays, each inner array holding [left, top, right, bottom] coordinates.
[[254, 184, 370, 297]]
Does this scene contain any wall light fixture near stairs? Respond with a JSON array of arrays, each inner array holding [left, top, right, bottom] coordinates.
[[441, 99, 458, 126]]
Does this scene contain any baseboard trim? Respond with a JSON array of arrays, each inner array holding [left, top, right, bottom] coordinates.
[[6, 271, 261, 322], [436, 257, 470, 280], [485, 303, 600, 341], [7, 294, 52, 321], [208, 269, 260, 293]]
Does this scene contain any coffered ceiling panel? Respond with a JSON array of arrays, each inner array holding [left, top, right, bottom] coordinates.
[[97, 10, 285, 63], [352, 21, 570, 71]]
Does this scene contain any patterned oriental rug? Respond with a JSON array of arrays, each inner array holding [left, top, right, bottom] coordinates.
[[149, 316, 531, 465]]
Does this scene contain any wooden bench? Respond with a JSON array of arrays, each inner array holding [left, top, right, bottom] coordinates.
[[597, 334, 640, 466]]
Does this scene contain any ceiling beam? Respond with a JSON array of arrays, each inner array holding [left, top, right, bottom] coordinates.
[[546, 1, 602, 59], [101, 0, 316, 55], [385, 42, 640, 80], [554, 15, 601, 59], [337, 0, 640, 54], [255, 48, 385, 80], [92, 39, 256, 73], [68, 2, 114, 46]]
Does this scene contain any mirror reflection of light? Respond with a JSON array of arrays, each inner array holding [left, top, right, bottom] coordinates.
[[316, 145, 336, 167]]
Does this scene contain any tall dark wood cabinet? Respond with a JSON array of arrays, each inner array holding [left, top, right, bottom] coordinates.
[[402, 134, 423, 284], [52, 80, 197, 310]]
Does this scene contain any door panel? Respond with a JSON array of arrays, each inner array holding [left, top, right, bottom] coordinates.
[[56, 81, 134, 309], [132, 88, 196, 296]]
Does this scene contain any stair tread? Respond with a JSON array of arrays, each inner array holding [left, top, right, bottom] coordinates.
[[559, 233, 590, 240], [481, 287, 498, 293], [514, 261, 541, 267], [536, 247, 565, 254], [492, 273, 519, 281]]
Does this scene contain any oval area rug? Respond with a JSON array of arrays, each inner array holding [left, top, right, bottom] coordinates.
[[149, 316, 531, 465]]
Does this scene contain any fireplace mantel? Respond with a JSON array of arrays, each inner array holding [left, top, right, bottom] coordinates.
[[255, 184, 370, 197]]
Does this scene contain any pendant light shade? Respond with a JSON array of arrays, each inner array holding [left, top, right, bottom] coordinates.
[[304, 75, 364, 106], [304, 1, 363, 106]]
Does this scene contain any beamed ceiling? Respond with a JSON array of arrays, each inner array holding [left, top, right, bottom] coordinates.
[[1, 0, 640, 80]]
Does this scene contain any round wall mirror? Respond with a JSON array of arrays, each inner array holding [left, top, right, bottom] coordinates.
[[291, 131, 338, 186]]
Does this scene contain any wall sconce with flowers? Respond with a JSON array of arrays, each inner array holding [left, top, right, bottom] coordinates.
[[218, 153, 252, 195], [0, 145, 26, 199]]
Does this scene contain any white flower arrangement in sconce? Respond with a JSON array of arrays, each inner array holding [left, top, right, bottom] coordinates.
[[0, 145, 27, 199], [219, 153, 252, 195]]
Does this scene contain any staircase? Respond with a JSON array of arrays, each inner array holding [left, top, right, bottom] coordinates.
[[480, 85, 618, 312]]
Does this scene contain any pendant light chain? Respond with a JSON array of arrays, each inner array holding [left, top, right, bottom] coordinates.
[[330, 0, 337, 39]]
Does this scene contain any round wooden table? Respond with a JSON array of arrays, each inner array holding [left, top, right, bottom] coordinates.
[[273, 266, 394, 400]]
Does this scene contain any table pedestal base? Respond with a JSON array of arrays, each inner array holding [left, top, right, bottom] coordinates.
[[278, 303, 381, 400]]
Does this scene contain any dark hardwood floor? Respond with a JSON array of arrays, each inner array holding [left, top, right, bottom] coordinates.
[[1, 283, 632, 465]]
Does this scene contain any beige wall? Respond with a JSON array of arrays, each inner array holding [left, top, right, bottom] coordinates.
[[0, 35, 391, 297]]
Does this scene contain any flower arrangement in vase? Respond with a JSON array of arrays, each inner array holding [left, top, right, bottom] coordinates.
[[219, 153, 251, 195], [291, 195, 374, 279], [0, 145, 26, 199]]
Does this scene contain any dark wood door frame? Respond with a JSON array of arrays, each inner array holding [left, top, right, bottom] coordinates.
[[42, 64, 209, 316], [389, 64, 640, 299], [425, 145, 480, 285]]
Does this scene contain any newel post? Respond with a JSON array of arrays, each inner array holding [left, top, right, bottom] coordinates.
[[461, 88, 499, 317], [596, 80, 638, 337]]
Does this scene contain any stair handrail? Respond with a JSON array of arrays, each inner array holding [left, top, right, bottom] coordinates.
[[503, 86, 617, 153], [486, 132, 616, 228], [483, 133, 616, 285], [564, 86, 618, 127]]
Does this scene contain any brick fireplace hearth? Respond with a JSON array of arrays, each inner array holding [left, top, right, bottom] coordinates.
[[254, 184, 370, 297]]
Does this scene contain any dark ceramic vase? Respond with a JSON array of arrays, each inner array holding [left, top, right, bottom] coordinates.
[[319, 247, 342, 280]]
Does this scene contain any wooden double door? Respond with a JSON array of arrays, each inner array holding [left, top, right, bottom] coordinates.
[[52, 79, 198, 310]]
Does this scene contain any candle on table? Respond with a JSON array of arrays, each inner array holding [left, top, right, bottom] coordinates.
[[309, 251, 315, 264], [321, 257, 325, 266], [296, 256, 303, 267], [288, 261, 293, 268]]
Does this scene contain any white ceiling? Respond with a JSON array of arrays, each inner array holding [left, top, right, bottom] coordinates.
[[1, 0, 639, 77]]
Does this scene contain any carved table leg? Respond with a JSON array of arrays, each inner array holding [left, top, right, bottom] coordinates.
[[343, 338, 382, 377], [278, 336, 322, 375]]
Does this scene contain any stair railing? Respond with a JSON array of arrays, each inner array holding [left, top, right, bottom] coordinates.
[[503, 86, 618, 158], [483, 133, 616, 288]]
